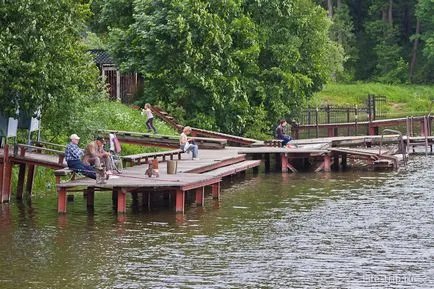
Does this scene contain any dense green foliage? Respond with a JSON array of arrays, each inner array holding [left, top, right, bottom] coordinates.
[[315, 0, 434, 84], [0, 0, 104, 137], [92, 0, 337, 138]]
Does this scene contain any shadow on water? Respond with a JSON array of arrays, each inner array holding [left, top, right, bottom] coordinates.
[[0, 155, 433, 288]]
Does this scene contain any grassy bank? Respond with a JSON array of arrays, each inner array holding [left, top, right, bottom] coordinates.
[[311, 82, 434, 117]]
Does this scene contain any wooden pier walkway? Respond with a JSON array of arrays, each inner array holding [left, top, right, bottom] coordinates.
[[0, 131, 428, 215], [56, 148, 260, 214]]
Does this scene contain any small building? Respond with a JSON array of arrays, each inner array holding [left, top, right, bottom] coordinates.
[[90, 49, 143, 104]]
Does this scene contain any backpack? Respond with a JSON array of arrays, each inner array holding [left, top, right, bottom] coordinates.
[[112, 134, 121, 153]]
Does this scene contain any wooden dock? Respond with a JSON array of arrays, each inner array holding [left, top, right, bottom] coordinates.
[[0, 131, 428, 215], [55, 148, 260, 214]]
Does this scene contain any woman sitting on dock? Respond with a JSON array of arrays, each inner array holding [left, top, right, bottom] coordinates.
[[180, 126, 199, 160], [276, 119, 294, 148]]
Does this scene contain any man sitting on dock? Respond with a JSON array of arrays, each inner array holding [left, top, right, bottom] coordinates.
[[276, 119, 295, 148], [64, 134, 96, 179]]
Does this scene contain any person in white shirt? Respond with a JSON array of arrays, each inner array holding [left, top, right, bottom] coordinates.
[[179, 126, 199, 160]]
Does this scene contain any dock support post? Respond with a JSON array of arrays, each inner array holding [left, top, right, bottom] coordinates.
[[58, 187, 67, 213], [25, 164, 35, 195], [16, 164, 26, 200], [264, 154, 271, 173], [195, 187, 204, 207], [112, 189, 118, 210], [0, 159, 4, 199], [175, 189, 185, 213], [117, 188, 127, 213], [2, 154, 13, 203], [368, 124, 376, 135], [211, 182, 220, 200], [341, 153, 348, 169], [87, 188, 95, 208], [324, 155, 331, 172], [281, 153, 288, 173], [332, 155, 340, 171]]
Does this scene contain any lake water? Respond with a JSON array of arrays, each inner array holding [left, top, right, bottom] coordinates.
[[0, 155, 433, 288]]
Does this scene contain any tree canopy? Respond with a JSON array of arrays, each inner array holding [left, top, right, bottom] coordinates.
[[96, 0, 337, 136], [0, 0, 104, 137]]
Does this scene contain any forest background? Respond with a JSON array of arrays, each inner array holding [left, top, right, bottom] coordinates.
[[1, 0, 434, 142]]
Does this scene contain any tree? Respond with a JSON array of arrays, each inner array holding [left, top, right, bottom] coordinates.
[[364, 0, 408, 83], [415, 0, 434, 82], [104, 0, 340, 136], [0, 0, 104, 136]]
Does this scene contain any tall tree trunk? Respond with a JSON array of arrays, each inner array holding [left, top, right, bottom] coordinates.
[[388, 0, 393, 25], [337, 0, 342, 45], [327, 0, 333, 19], [409, 18, 421, 82]]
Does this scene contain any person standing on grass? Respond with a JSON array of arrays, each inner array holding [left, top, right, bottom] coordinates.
[[179, 126, 199, 160], [275, 119, 293, 147], [64, 134, 96, 179], [141, 103, 157, 134]]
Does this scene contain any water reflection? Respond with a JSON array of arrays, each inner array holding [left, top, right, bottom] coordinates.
[[0, 156, 433, 288]]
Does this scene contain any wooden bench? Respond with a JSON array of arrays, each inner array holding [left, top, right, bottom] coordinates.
[[122, 149, 183, 167], [264, 139, 284, 147], [54, 168, 78, 185]]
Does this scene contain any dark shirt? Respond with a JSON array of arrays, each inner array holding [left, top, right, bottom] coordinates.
[[276, 125, 285, 139]]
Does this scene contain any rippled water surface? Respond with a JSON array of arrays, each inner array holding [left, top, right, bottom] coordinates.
[[0, 156, 433, 288]]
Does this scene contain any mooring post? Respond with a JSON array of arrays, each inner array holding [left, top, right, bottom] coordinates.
[[195, 187, 204, 207], [175, 189, 185, 213], [57, 187, 67, 213], [117, 188, 127, 213]]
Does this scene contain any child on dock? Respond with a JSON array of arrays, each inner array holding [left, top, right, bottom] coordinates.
[[180, 126, 199, 160], [141, 103, 158, 134]]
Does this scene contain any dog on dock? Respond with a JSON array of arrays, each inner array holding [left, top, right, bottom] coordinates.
[[96, 167, 107, 184], [145, 159, 159, 177]]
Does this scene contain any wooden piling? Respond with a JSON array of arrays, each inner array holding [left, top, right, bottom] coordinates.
[[195, 187, 204, 207], [211, 182, 220, 200], [175, 189, 185, 213], [117, 188, 127, 213], [58, 187, 67, 213], [16, 163, 26, 200]]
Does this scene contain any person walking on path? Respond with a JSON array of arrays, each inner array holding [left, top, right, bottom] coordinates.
[[64, 134, 96, 179], [141, 103, 157, 134], [179, 126, 199, 160]]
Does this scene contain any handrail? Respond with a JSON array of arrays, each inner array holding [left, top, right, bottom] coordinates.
[[379, 129, 407, 167], [14, 144, 65, 156]]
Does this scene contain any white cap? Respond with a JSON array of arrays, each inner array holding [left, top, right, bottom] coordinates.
[[70, 133, 80, 140]]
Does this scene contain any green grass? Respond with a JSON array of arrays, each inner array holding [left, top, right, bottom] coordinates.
[[311, 82, 434, 117]]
